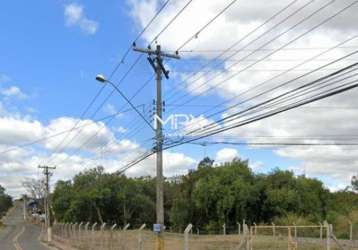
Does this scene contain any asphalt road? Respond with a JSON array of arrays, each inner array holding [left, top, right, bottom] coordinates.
[[0, 202, 50, 250]]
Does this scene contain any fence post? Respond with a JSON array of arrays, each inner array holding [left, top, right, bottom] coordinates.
[[287, 227, 297, 250], [237, 222, 241, 235], [272, 222, 276, 237], [101, 223, 107, 249], [78, 222, 83, 238], [91, 222, 98, 250], [60, 223, 64, 238], [223, 223, 226, 235], [109, 224, 117, 250], [293, 223, 297, 239], [78, 222, 83, 248], [65, 223, 69, 238], [83, 222, 89, 249], [244, 223, 250, 250], [324, 221, 330, 250], [138, 224, 146, 250], [73, 222, 78, 246], [349, 221, 353, 241], [121, 223, 130, 250], [69, 223, 73, 240], [92, 222, 98, 232], [320, 222, 323, 241], [184, 224, 193, 250]]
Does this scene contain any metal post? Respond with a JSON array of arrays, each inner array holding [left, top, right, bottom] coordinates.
[[138, 224, 146, 250], [272, 222, 276, 237], [223, 223, 226, 235], [84, 222, 89, 248], [324, 221, 330, 250], [237, 222, 241, 235], [100, 223, 106, 249], [244, 223, 250, 250], [320, 222, 323, 241], [121, 223, 130, 250], [253, 222, 257, 235], [110, 224, 117, 250], [349, 221, 353, 241], [78, 222, 83, 246], [293, 223, 297, 239], [91, 222, 97, 250], [23, 195, 27, 221], [184, 224, 193, 250]]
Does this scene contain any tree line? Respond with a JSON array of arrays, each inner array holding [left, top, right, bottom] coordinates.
[[0, 185, 12, 219], [51, 157, 358, 237]]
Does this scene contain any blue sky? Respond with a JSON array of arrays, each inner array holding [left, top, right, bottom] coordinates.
[[1, 0, 358, 196]]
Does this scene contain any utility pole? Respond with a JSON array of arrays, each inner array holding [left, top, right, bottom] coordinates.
[[133, 44, 180, 250], [38, 165, 56, 243], [23, 194, 27, 221]]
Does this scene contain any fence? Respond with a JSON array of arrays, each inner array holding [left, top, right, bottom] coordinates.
[[42, 221, 358, 250]]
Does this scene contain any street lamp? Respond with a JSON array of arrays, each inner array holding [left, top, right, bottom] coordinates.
[[95, 74, 155, 130], [95, 74, 106, 83]]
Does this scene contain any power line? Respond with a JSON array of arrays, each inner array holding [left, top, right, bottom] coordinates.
[[52, 0, 193, 163], [176, 46, 358, 53], [188, 141, 358, 147], [117, 64, 358, 172], [175, 35, 358, 135], [165, 81, 358, 151], [176, 0, 240, 51], [46, 0, 172, 162], [110, 0, 172, 77], [167, 0, 342, 107], [184, 63, 358, 137], [150, 0, 194, 45], [164, 0, 300, 100], [53, 74, 154, 167], [166, 3, 358, 125], [179, 48, 358, 135]]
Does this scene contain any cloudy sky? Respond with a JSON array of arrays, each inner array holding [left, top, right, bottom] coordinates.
[[1, 0, 358, 197]]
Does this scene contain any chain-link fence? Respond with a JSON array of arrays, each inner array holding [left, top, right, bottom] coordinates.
[[41, 221, 358, 250]]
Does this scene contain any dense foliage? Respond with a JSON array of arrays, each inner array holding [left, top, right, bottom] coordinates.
[[0, 185, 12, 218], [52, 158, 358, 235]]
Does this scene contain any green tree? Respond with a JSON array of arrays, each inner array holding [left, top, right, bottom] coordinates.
[[352, 175, 358, 192], [0, 185, 12, 217]]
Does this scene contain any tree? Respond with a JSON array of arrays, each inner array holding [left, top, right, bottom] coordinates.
[[0, 185, 12, 217], [22, 178, 46, 200], [351, 175, 358, 192]]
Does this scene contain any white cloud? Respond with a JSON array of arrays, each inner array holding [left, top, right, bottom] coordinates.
[[64, 3, 98, 35], [1, 86, 27, 99], [0, 117, 44, 145], [215, 148, 239, 163]]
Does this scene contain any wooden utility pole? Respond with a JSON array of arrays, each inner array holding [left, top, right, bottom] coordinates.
[[38, 165, 56, 242], [133, 44, 180, 250]]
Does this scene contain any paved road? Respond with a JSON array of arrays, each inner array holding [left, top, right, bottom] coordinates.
[[0, 202, 51, 250]]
